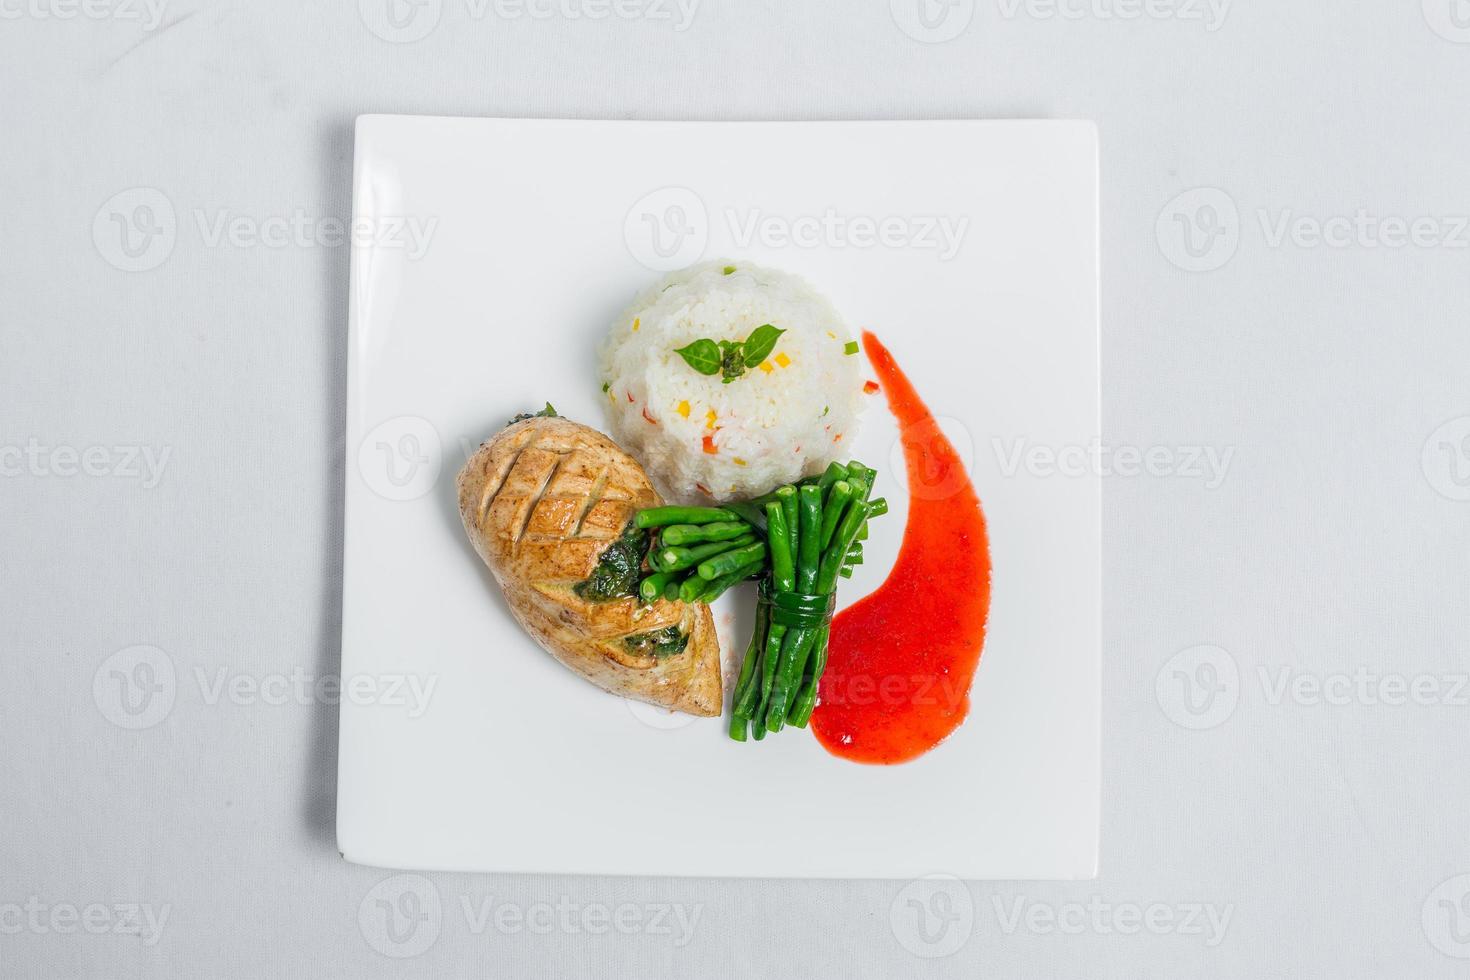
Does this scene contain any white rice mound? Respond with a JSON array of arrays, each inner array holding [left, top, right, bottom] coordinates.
[[598, 261, 865, 502]]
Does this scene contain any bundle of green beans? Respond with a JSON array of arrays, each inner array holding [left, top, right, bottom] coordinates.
[[633, 461, 887, 739], [728, 460, 885, 741]]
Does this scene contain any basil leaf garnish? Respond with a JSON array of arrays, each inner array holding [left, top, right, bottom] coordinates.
[[742, 324, 785, 367], [674, 339, 721, 376]]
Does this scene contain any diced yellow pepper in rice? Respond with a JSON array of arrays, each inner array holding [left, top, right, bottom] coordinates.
[[774, 352, 791, 368], [632, 318, 640, 332], [757, 361, 773, 374], [705, 410, 717, 429], [676, 400, 690, 418]]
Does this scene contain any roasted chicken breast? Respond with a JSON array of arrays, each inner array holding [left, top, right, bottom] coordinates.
[[456, 415, 722, 716]]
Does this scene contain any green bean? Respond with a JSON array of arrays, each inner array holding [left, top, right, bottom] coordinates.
[[816, 461, 849, 491], [796, 484, 822, 593], [732, 603, 771, 721], [757, 621, 786, 724], [678, 572, 707, 603], [846, 543, 863, 563], [729, 607, 765, 741], [662, 579, 681, 601], [834, 496, 869, 551], [819, 480, 854, 550], [699, 555, 765, 602], [639, 572, 674, 603], [751, 617, 781, 744], [765, 626, 819, 733], [838, 566, 853, 579], [697, 540, 766, 581], [656, 535, 756, 572], [788, 625, 830, 727], [635, 506, 737, 529], [765, 501, 795, 594], [776, 485, 799, 570], [662, 521, 751, 546], [856, 523, 868, 542], [817, 501, 870, 594], [868, 496, 888, 517]]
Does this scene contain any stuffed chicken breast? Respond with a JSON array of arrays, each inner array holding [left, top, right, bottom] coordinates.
[[456, 413, 722, 716]]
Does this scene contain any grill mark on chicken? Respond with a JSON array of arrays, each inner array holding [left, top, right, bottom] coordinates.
[[513, 452, 564, 550], [479, 437, 528, 523], [478, 433, 578, 524], [570, 466, 610, 538]]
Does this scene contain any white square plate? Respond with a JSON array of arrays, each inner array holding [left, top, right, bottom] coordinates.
[[338, 116, 1099, 879]]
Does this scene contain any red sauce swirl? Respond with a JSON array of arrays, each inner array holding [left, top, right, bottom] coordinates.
[[812, 332, 992, 764]]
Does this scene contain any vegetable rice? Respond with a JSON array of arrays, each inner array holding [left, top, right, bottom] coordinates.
[[598, 261, 864, 502]]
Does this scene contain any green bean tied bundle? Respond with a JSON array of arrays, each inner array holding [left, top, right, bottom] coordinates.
[[632, 462, 887, 739], [728, 461, 885, 740]]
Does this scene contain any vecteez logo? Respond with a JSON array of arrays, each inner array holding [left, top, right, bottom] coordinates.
[[92, 187, 176, 272], [1157, 646, 1470, 729], [1423, 0, 1470, 43], [0, 898, 171, 946], [622, 187, 973, 271], [359, 0, 442, 42], [359, 875, 442, 957], [92, 645, 438, 725], [888, 416, 975, 502], [359, 0, 699, 42], [0, 0, 169, 29], [357, 876, 703, 955], [1258, 667, 1470, 708], [623, 187, 709, 271], [0, 440, 171, 488], [991, 896, 1233, 946], [889, 877, 1233, 954], [1257, 209, 1470, 251], [1159, 186, 1470, 273], [93, 188, 439, 270], [1154, 644, 1239, 730], [991, 437, 1234, 490], [996, 0, 1231, 31], [725, 208, 970, 261], [93, 645, 177, 730], [890, 875, 975, 957], [890, 0, 976, 43], [1155, 187, 1239, 272], [358, 416, 443, 502], [1423, 417, 1470, 502], [1425, 874, 1470, 957], [193, 209, 439, 259]]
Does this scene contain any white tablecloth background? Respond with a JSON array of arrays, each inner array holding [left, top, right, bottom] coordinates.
[[5, 2, 1469, 976]]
